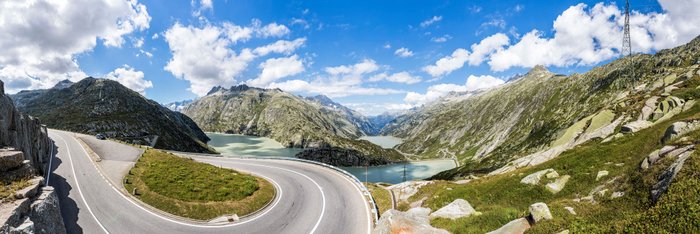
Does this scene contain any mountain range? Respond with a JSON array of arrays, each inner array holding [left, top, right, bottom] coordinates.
[[382, 35, 700, 179], [180, 84, 404, 166]]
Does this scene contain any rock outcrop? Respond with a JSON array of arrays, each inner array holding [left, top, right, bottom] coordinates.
[[0, 81, 65, 233], [1, 186, 66, 234], [373, 208, 449, 234], [661, 121, 700, 143], [650, 148, 694, 204], [295, 147, 392, 166], [0, 81, 52, 174], [429, 199, 480, 220], [640, 145, 694, 170]]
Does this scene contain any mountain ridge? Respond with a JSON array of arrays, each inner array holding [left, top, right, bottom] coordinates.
[[11, 77, 215, 153]]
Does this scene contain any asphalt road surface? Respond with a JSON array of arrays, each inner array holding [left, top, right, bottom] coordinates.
[[47, 130, 372, 234]]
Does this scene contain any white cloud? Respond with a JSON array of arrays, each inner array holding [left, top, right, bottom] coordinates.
[[291, 18, 310, 29], [247, 55, 305, 87], [423, 33, 510, 77], [422, 49, 469, 77], [253, 19, 290, 38], [369, 72, 422, 84], [467, 33, 510, 66], [488, 1, 700, 71], [222, 22, 254, 43], [404, 84, 467, 105], [431, 34, 452, 43], [200, 0, 213, 10], [481, 18, 506, 30], [106, 65, 153, 95], [514, 4, 524, 13], [394, 47, 414, 58], [164, 23, 255, 96], [420, 16, 443, 28], [267, 59, 403, 98], [152, 33, 159, 39], [253, 38, 307, 56], [0, 0, 150, 93], [133, 37, 144, 48], [164, 19, 302, 96], [324, 59, 380, 76], [404, 75, 504, 106], [464, 75, 505, 91], [384, 43, 392, 49]]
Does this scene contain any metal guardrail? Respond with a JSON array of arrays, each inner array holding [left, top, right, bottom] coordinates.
[[171, 152, 381, 226]]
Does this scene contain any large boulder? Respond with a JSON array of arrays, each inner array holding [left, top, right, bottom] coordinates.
[[0, 150, 25, 172], [373, 208, 448, 234], [520, 169, 555, 185], [486, 218, 531, 234], [388, 181, 434, 201], [28, 187, 66, 234], [529, 202, 553, 223], [545, 175, 571, 194], [621, 120, 652, 133], [661, 121, 700, 143], [429, 199, 480, 220]]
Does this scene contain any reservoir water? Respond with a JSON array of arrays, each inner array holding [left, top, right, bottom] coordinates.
[[207, 133, 457, 184], [358, 136, 403, 149]]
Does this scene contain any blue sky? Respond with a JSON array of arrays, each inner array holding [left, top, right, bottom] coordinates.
[[3, 0, 699, 115]]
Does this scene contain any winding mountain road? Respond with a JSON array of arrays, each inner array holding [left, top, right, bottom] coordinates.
[[47, 130, 373, 234]]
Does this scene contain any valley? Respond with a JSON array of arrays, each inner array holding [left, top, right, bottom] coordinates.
[[206, 132, 457, 183]]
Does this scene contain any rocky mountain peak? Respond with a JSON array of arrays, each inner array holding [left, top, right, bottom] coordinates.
[[52, 79, 74, 90], [206, 86, 227, 95], [308, 95, 337, 107], [527, 65, 552, 76]]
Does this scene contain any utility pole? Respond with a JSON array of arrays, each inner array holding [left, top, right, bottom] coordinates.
[[622, 0, 635, 89]]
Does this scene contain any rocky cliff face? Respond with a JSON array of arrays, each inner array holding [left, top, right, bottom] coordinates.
[[385, 35, 700, 178], [0, 81, 66, 233], [182, 85, 404, 165], [0, 81, 52, 174], [11, 77, 214, 153]]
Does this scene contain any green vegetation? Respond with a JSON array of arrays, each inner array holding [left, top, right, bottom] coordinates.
[[124, 149, 275, 220], [0, 179, 31, 202], [365, 183, 393, 215], [399, 102, 700, 233]]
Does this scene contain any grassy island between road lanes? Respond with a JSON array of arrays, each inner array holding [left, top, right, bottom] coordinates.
[[124, 149, 275, 220]]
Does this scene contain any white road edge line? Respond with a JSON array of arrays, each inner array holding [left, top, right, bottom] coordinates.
[[201, 159, 327, 234], [53, 133, 110, 234], [64, 131, 327, 232], [317, 165, 372, 234]]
